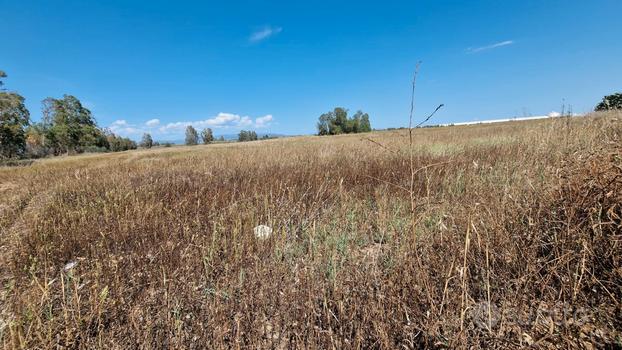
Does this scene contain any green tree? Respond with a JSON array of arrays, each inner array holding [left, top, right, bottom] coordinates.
[[105, 130, 137, 152], [238, 130, 258, 142], [359, 112, 372, 132], [238, 130, 249, 142], [348, 111, 363, 133], [201, 128, 214, 144], [0, 93, 30, 159], [595, 93, 622, 111], [333, 107, 348, 134], [0, 72, 30, 159], [317, 112, 332, 135], [316, 107, 372, 135], [185, 125, 199, 145], [25, 123, 49, 157], [42, 95, 105, 154], [80, 124, 109, 152], [141, 133, 154, 148]]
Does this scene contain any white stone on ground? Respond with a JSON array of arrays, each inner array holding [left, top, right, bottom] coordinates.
[[253, 225, 272, 240], [63, 260, 78, 272]]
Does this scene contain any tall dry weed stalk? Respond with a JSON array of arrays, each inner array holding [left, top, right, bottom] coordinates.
[[407, 62, 444, 241]]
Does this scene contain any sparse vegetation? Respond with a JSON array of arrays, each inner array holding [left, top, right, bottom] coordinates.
[[1, 112, 620, 348]]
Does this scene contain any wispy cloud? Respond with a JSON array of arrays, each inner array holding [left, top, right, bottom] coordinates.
[[249, 25, 282, 43], [467, 40, 514, 53]]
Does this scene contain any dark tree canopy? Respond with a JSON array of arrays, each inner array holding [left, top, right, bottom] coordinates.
[[595, 93, 622, 111], [41, 95, 108, 154], [105, 130, 137, 152], [238, 130, 258, 142], [0, 91, 30, 158], [0, 70, 31, 159], [316, 108, 372, 135]]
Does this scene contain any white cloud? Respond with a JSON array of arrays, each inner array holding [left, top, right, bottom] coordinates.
[[145, 118, 160, 127], [108, 113, 273, 138], [249, 25, 282, 43], [108, 120, 140, 136], [109, 119, 156, 137], [255, 114, 273, 128], [467, 40, 514, 53], [159, 113, 273, 132], [108, 120, 142, 136], [111, 119, 128, 126], [548, 111, 561, 117]]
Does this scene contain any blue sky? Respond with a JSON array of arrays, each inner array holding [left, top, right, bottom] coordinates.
[[2, 0, 621, 139]]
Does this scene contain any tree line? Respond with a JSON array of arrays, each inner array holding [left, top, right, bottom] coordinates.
[[0, 70, 230, 159], [183, 126, 224, 145], [317, 107, 371, 135], [183, 127, 271, 144], [1, 70, 137, 160]]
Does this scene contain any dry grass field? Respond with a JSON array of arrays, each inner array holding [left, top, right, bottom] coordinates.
[[1, 112, 621, 348]]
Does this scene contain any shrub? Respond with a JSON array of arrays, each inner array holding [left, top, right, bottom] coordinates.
[[595, 92, 622, 111]]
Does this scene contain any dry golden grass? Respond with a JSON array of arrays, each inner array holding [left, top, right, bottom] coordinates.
[[1, 113, 621, 349]]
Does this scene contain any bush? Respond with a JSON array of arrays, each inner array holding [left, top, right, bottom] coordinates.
[[595, 92, 622, 111]]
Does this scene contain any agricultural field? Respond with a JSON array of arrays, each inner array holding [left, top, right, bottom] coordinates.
[[0, 112, 620, 348]]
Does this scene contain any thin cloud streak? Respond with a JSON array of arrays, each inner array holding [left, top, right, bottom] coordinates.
[[467, 40, 514, 53], [249, 26, 282, 43]]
